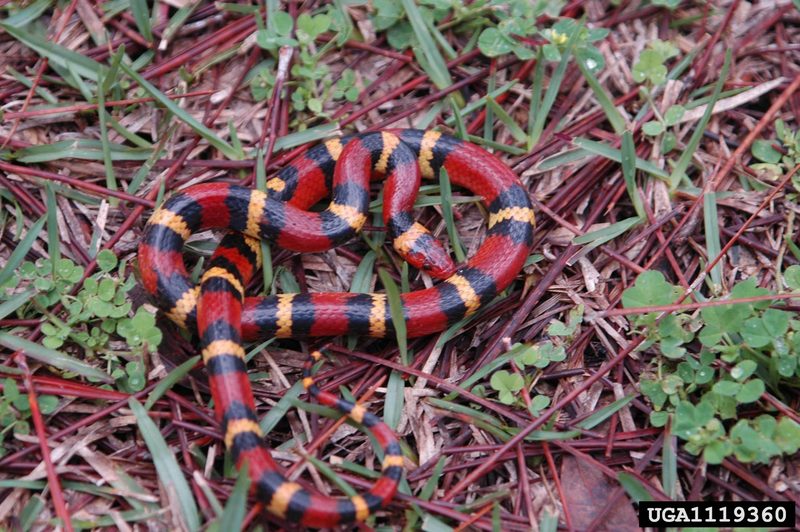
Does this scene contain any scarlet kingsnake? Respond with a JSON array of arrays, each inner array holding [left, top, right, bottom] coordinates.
[[137, 129, 535, 527]]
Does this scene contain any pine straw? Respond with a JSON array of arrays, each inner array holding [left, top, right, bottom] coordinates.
[[1, 1, 799, 530]]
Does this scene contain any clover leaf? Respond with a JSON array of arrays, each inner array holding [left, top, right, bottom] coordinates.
[[490, 370, 524, 405]]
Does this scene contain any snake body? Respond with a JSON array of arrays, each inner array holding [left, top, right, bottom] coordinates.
[[138, 129, 535, 527]]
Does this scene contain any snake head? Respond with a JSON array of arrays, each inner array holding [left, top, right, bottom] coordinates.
[[409, 240, 457, 280], [393, 222, 457, 280]]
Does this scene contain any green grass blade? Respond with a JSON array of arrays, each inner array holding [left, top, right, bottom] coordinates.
[[621, 131, 645, 219], [577, 59, 626, 134], [527, 48, 545, 150], [573, 137, 669, 179], [668, 49, 731, 190], [465, 134, 527, 155], [102, 44, 125, 96], [96, 85, 117, 202], [617, 472, 653, 503], [0, 332, 113, 383], [528, 27, 579, 147], [444, 81, 517, 128], [438, 167, 466, 263], [384, 370, 404, 428], [20, 494, 44, 532], [663, 434, 677, 500], [15, 139, 152, 163], [44, 183, 60, 273], [400, 0, 454, 93], [0, 216, 46, 287], [303, 454, 358, 497], [107, 114, 154, 149], [160, 1, 201, 48], [378, 268, 408, 365], [129, 398, 200, 531], [539, 510, 558, 532], [419, 457, 446, 501], [144, 355, 201, 410], [0, 289, 35, 321], [348, 251, 376, 349], [5, 67, 57, 104], [1, 23, 107, 82], [485, 97, 526, 143], [703, 192, 722, 287], [219, 462, 250, 530], [260, 380, 304, 434], [254, 149, 273, 291], [130, 0, 154, 43], [350, 251, 377, 293], [572, 216, 641, 247], [119, 62, 238, 159], [575, 394, 635, 429], [449, 95, 467, 140], [267, 122, 341, 154], [3, 0, 52, 28]]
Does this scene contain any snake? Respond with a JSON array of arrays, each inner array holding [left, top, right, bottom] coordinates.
[[137, 129, 535, 527]]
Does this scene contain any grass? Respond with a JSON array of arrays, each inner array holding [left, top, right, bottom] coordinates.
[[0, 1, 799, 530]]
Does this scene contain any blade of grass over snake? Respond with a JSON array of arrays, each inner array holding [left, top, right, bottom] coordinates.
[[0, 216, 46, 288], [668, 49, 731, 190], [255, 149, 273, 290], [129, 399, 200, 531], [348, 251, 376, 349], [621, 131, 645, 219], [379, 268, 408, 364], [119, 62, 238, 160], [0, 332, 113, 383], [439, 167, 466, 262], [144, 355, 201, 410]]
